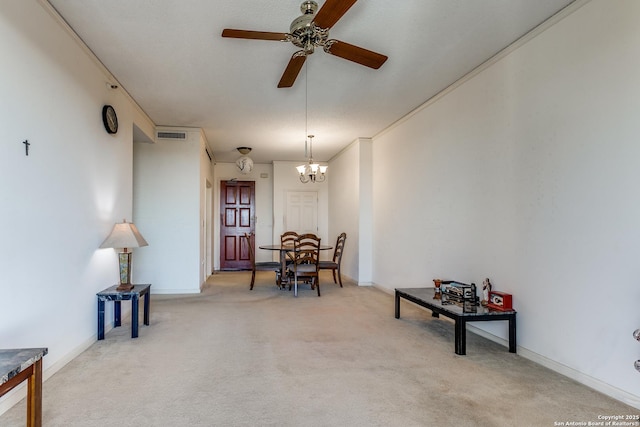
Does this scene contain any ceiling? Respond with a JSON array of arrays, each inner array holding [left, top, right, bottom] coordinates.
[[47, 0, 576, 164]]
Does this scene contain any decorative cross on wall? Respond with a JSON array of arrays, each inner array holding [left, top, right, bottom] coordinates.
[[23, 140, 30, 156]]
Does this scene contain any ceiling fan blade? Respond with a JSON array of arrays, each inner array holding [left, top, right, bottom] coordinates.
[[324, 40, 388, 69], [221, 29, 288, 41], [278, 53, 307, 88], [313, 0, 358, 30]]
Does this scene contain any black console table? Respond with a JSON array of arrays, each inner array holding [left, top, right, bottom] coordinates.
[[395, 287, 517, 355], [97, 284, 151, 340]]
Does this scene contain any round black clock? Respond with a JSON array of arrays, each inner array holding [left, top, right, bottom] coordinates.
[[102, 105, 118, 134]]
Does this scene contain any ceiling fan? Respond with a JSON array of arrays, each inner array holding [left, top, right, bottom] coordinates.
[[222, 0, 388, 88]]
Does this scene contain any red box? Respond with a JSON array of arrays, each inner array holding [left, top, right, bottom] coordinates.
[[487, 291, 513, 311]]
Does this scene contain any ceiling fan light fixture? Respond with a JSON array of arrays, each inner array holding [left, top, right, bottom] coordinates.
[[301, 0, 318, 15], [221, 0, 387, 88], [235, 147, 253, 174]]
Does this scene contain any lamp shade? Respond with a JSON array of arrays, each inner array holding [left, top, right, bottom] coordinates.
[[99, 220, 148, 250]]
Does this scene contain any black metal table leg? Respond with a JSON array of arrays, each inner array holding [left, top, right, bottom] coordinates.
[[97, 299, 105, 340], [509, 315, 517, 353], [143, 291, 150, 326], [114, 301, 121, 327], [455, 319, 467, 355], [131, 295, 139, 338]]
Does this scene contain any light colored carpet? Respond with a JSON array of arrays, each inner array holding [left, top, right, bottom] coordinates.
[[1, 271, 635, 426]]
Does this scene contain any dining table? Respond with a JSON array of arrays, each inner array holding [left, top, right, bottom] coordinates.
[[259, 243, 333, 289]]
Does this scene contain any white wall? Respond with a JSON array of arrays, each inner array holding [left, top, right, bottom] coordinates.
[[0, 0, 154, 413], [371, 0, 640, 406], [199, 136, 214, 284], [328, 138, 373, 285], [273, 161, 329, 258], [212, 160, 330, 269], [212, 162, 274, 266], [133, 129, 203, 294]]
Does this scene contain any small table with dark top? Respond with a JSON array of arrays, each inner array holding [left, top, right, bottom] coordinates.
[[97, 284, 151, 340], [0, 348, 48, 427], [395, 287, 517, 355]]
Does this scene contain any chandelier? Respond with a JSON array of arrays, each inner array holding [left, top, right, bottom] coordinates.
[[296, 59, 327, 183], [296, 135, 327, 183]]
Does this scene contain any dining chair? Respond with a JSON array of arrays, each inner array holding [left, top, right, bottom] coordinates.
[[319, 232, 347, 287], [244, 233, 281, 290], [280, 231, 298, 264], [288, 233, 321, 297]]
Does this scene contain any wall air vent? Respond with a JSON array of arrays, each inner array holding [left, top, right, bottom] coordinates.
[[156, 131, 187, 140]]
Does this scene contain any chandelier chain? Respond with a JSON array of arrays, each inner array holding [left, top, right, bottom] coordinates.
[[296, 57, 326, 183]]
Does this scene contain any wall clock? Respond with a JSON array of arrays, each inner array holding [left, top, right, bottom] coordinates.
[[102, 105, 118, 134]]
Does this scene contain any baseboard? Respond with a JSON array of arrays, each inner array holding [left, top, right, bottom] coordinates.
[[519, 345, 640, 410], [383, 289, 640, 409], [372, 283, 393, 294], [0, 329, 109, 417], [466, 324, 640, 410], [151, 288, 201, 295]]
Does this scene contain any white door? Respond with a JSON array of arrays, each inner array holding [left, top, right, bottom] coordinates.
[[285, 191, 318, 234]]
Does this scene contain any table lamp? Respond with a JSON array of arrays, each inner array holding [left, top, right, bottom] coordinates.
[[99, 219, 148, 291]]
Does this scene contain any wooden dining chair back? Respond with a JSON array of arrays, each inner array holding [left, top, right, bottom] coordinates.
[[280, 231, 298, 264], [244, 233, 281, 290], [289, 233, 321, 297], [319, 232, 347, 287]]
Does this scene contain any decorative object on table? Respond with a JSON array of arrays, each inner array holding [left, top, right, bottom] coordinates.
[[101, 104, 118, 134], [433, 279, 442, 300], [487, 290, 513, 311], [99, 219, 148, 291], [235, 147, 254, 174], [440, 281, 478, 313], [481, 278, 492, 306]]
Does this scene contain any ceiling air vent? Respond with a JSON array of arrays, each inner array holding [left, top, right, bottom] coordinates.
[[156, 131, 187, 140]]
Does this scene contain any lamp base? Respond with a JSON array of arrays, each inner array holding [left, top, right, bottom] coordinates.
[[116, 283, 134, 292], [117, 252, 133, 292]]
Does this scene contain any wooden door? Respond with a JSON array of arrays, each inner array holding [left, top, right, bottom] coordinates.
[[220, 180, 254, 270]]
